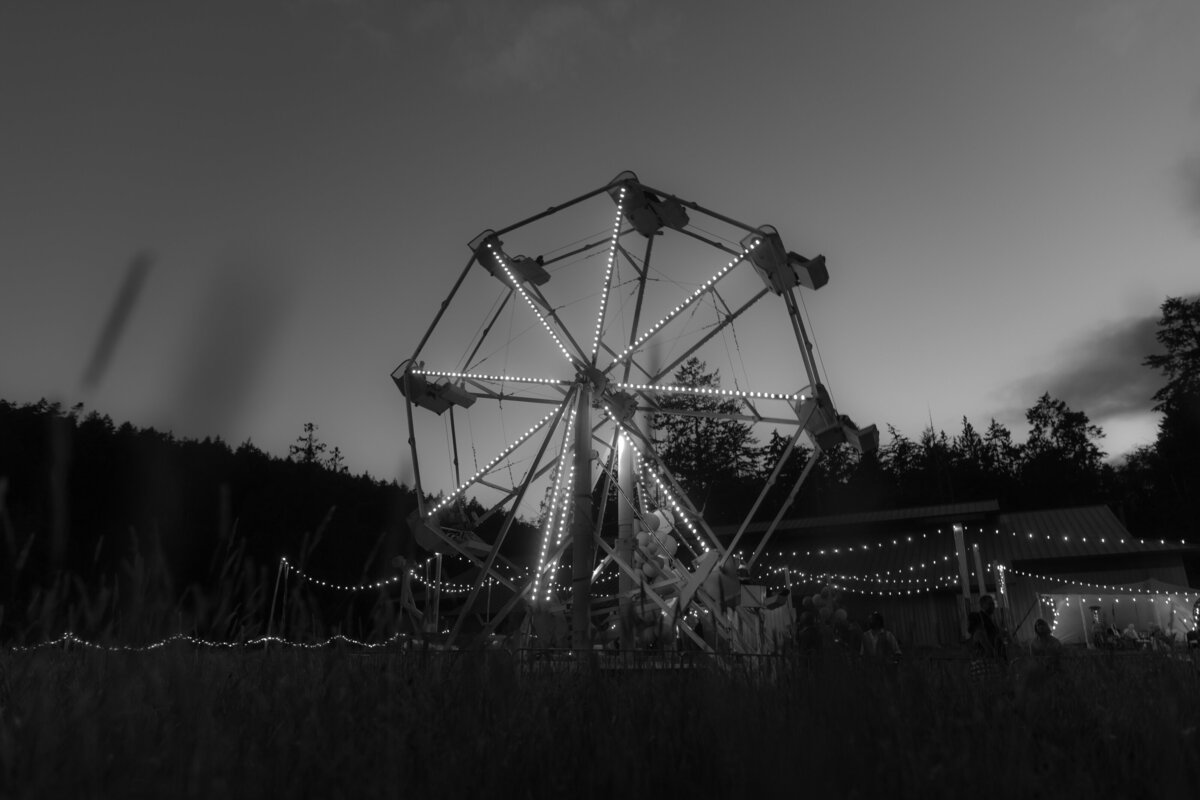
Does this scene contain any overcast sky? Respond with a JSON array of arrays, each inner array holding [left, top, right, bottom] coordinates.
[[2, 0, 1198, 491]]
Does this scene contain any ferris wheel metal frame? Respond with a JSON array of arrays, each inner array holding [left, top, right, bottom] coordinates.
[[393, 170, 877, 652]]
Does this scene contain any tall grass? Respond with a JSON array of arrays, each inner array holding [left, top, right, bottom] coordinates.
[[1, 647, 1197, 798]]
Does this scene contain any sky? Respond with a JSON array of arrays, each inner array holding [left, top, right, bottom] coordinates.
[[2, 0, 1199, 501]]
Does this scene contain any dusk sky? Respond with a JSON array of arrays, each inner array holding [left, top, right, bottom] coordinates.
[[3, 0, 1199, 493]]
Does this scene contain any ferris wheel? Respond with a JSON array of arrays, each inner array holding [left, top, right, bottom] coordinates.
[[393, 171, 877, 652]]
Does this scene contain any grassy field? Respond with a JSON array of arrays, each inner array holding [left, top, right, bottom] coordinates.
[[1, 645, 1198, 799]]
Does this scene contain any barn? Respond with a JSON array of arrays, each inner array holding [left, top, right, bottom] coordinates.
[[719, 501, 1200, 651]]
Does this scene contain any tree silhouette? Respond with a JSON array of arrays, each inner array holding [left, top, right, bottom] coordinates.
[[289, 422, 328, 466], [650, 358, 758, 520]]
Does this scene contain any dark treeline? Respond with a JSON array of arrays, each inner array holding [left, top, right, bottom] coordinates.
[[653, 296, 1200, 540], [0, 402, 533, 643]]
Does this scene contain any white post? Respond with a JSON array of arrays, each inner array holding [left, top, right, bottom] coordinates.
[[1079, 595, 1093, 649], [571, 387, 593, 651], [972, 543, 987, 601], [952, 525, 971, 639]]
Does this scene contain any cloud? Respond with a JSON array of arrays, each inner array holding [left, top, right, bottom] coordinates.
[[402, 0, 679, 91], [1006, 312, 1164, 423]]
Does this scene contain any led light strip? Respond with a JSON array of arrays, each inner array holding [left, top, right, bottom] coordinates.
[[618, 383, 804, 401], [591, 186, 625, 360], [546, 464, 575, 602], [430, 407, 560, 514], [484, 240, 576, 364], [414, 369, 569, 386], [534, 410, 576, 600], [610, 240, 760, 367]]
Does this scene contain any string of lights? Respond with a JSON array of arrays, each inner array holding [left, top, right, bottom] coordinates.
[[12, 632, 412, 653], [282, 557, 515, 596], [753, 525, 1196, 565], [761, 562, 962, 586], [1008, 566, 1200, 598]]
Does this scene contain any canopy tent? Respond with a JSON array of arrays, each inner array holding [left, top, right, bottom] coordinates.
[[1043, 578, 1199, 646]]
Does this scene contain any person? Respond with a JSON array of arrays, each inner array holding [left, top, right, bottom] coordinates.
[[860, 612, 901, 662], [977, 595, 1009, 663], [1029, 618, 1062, 656]]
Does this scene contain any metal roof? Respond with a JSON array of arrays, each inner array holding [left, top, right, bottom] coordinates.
[[713, 499, 999, 538]]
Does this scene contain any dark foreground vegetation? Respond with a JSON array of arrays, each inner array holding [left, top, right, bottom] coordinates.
[[1, 646, 1198, 799]]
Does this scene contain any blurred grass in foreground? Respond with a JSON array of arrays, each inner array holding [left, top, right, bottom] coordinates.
[[1, 647, 1197, 799]]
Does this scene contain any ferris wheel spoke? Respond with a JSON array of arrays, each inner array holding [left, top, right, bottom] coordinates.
[[427, 399, 569, 518], [648, 286, 771, 383], [602, 239, 761, 377], [589, 185, 626, 364], [412, 368, 571, 389], [524, 284, 592, 365], [471, 414, 609, 530], [474, 236, 582, 368]]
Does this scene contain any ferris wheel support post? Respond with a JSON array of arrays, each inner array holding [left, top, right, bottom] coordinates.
[[616, 426, 637, 650], [615, 232, 653, 651], [402, 381, 427, 517], [571, 386, 594, 651]]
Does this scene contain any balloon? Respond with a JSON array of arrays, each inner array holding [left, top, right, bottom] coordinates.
[[643, 561, 660, 578], [801, 596, 814, 609], [632, 550, 645, 568], [820, 587, 831, 600], [833, 608, 848, 623], [819, 606, 833, 621], [662, 536, 678, 556], [644, 536, 662, 555], [812, 594, 825, 607], [636, 531, 650, 549]]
